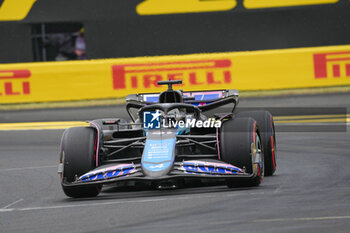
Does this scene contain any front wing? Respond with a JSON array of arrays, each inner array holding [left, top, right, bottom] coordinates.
[[61, 160, 258, 187]]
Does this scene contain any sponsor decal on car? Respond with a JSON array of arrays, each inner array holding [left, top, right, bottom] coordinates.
[[142, 91, 223, 106], [142, 137, 175, 172], [79, 164, 136, 182], [181, 160, 244, 175]]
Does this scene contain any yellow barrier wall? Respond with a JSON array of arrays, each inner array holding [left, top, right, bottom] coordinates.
[[1, 44, 350, 104], [136, 0, 338, 15]]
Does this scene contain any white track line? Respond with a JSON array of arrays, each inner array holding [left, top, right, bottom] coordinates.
[[254, 216, 350, 223], [2, 199, 23, 209], [0, 196, 212, 213], [0, 191, 265, 213], [0, 165, 57, 172]]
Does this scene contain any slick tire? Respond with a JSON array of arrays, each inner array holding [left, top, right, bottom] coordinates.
[[220, 117, 264, 188], [236, 110, 276, 176], [59, 127, 102, 198]]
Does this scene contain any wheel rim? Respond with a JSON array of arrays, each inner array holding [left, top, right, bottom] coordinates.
[[252, 132, 264, 179]]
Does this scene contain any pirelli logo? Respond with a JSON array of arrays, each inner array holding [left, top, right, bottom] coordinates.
[[314, 51, 350, 79], [0, 69, 31, 96], [112, 59, 232, 90]]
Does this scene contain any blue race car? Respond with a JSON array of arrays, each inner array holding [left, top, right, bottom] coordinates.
[[58, 80, 276, 198]]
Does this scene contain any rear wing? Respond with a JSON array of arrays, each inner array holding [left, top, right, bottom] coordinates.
[[125, 89, 239, 121], [126, 89, 239, 106]]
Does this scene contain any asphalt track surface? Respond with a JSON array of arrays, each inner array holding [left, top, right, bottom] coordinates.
[[0, 93, 350, 233]]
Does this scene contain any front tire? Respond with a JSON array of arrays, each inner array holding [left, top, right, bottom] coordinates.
[[59, 127, 102, 198], [220, 117, 264, 187], [236, 110, 276, 176]]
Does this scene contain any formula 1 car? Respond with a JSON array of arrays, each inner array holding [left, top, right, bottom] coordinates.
[[58, 80, 276, 198]]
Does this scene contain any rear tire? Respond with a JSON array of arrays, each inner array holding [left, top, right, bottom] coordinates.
[[220, 117, 264, 187], [59, 127, 102, 198], [236, 110, 276, 176]]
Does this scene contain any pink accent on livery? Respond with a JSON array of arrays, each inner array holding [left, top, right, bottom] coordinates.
[[184, 91, 223, 96], [216, 127, 221, 160], [82, 164, 133, 178], [89, 122, 100, 167], [216, 114, 231, 160], [59, 134, 64, 154], [185, 160, 235, 167], [253, 121, 256, 142], [271, 135, 276, 170], [183, 91, 223, 99], [142, 93, 159, 101], [183, 160, 244, 173]]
